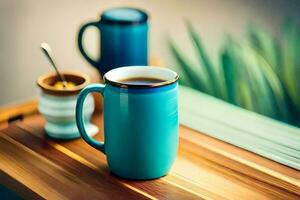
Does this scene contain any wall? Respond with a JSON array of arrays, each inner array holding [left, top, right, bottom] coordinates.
[[0, 0, 299, 106]]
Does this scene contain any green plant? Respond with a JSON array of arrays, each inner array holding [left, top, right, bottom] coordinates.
[[170, 19, 300, 126]]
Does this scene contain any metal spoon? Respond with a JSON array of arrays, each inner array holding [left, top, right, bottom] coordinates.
[[40, 42, 67, 88]]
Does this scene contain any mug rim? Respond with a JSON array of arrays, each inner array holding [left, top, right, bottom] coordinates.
[[37, 71, 90, 96], [103, 66, 179, 89], [100, 7, 148, 26]]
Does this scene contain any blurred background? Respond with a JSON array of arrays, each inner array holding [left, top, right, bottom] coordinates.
[[0, 0, 300, 107]]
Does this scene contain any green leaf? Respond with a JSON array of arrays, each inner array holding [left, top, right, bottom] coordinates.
[[248, 23, 281, 75], [221, 37, 259, 110], [169, 39, 208, 92], [242, 45, 276, 117], [169, 18, 300, 127], [282, 19, 300, 112], [186, 21, 226, 99], [236, 79, 255, 110], [220, 50, 233, 103], [251, 47, 290, 121], [220, 37, 239, 104], [223, 39, 276, 117]]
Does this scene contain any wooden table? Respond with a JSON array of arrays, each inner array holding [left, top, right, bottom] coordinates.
[[0, 101, 299, 199]]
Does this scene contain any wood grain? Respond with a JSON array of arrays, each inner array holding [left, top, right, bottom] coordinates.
[[6, 122, 201, 200], [0, 170, 43, 200], [0, 108, 299, 199], [0, 100, 38, 124]]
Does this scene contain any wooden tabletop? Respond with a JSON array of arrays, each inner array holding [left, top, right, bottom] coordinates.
[[0, 105, 299, 199]]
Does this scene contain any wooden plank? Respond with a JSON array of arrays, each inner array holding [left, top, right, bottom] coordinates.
[[0, 100, 38, 123], [176, 139, 299, 200], [17, 114, 300, 199], [15, 118, 246, 199], [0, 98, 299, 199], [1, 125, 202, 200], [0, 131, 152, 200], [0, 170, 43, 200], [180, 126, 300, 188], [17, 115, 217, 199], [17, 116, 203, 199]]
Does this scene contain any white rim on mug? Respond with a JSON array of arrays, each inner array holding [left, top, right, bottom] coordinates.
[[103, 66, 179, 88]]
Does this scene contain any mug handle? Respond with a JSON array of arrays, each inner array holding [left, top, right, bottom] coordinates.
[[77, 21, 101, 68], [76, 83, 105, 153]]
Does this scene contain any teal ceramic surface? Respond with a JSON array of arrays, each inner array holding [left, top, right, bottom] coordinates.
[[76, 66, 179, 179], [78, 8, 148, 76]]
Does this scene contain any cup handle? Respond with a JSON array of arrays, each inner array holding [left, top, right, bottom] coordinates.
[[76, 84, 105, 153], [77, 21, 101, 68]]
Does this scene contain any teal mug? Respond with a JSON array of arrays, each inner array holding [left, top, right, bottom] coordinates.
[[76, 66, 179, 180], [78, 7, 148, 76]]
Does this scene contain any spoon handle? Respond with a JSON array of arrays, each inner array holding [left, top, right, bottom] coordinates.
[[41, 43, 67, 86]]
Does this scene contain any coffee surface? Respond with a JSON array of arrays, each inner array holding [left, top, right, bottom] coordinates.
[[117, 77, 166, 85]]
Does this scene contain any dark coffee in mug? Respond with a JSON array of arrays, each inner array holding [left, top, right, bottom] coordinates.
[[118, 77, 166, 85]]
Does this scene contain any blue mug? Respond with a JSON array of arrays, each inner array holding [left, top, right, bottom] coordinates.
[[78, 8, 148, 76], [76, 66, 179, 180]]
